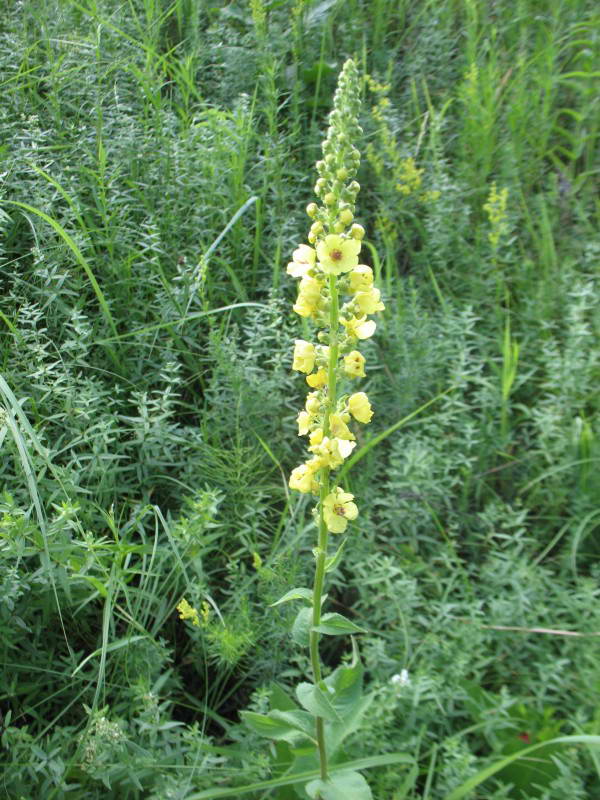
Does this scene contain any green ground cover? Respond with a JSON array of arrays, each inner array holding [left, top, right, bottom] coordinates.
[[1, 0, 599, 797]]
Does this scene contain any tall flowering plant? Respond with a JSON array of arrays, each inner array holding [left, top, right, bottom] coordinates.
[[242, 60, 384, 799]]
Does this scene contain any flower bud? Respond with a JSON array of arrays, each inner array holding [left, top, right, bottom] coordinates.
[[306, 202, 318, 218], [350, 223, 365, 240], [339, 207, 354, 226], [325, 153, 336, 166], [336, 167, 348, 181], [324, 192, 336, 206]]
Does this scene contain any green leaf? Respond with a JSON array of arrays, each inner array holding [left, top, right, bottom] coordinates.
[[326, 694, 374, 756], [269, 710, 317, 741], [324, 538, 347, 574], [240, 711, 305, 743], [313, 612, 366, 636], [269, 683, 298, 712], [270, 587, 313, 607], [291, 607, 313, 647], [306, 770, 372, 799], [296, 682, 341, 723]]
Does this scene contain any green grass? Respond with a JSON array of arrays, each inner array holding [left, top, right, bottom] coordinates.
[[1, 0, 599, 797]]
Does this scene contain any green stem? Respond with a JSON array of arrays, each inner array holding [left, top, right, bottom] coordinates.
[[309, 273, 339, 783]]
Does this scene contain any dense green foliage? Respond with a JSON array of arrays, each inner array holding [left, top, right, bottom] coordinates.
[[1, 0, 599, 797]]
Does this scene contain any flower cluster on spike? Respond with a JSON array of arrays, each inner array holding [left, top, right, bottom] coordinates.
[[287, 59, 384, 535]]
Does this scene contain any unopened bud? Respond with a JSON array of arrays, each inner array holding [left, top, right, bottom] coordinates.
[[306, 202, 318, 218], [336, 167, 348, 181], [350, 223, 365, 240], [323, 192, 336, 206], [339, 207, 354, 226]]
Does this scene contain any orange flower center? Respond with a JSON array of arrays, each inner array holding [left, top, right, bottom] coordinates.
[[330, 249, 343, 261]]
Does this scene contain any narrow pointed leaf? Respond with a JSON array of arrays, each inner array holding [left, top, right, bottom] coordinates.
[[313, 612, 366, 635], [270, 587, 313, 607], [324, 537, 347, 573]]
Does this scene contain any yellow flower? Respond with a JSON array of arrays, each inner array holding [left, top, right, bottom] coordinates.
[[305, 392, 322, 415], [286, 244, 316, 278], [329, 413, 355, 440], [309, 428, 324, 446], [289, 462, 318, 493], [292, 339, 316, 373], [309, 436, 355, 469], [323, 487, 359, 533], [344, 350, 366, 378], [348, 392, 373, 424], [341, 315, 376, 339], [355, 287, 385, 315], [316, 234, 361, 276], [297, 410, 312, 435], [349, 265, 374, 292], [177, 598, 200, 626], [306, 367, 328, 388], [293, 276, 323, 318]]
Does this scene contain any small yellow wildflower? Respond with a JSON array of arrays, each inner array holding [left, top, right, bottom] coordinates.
[[349, 265, 374, 292], [293, 276, 323, 318], [309, 436, 355, 469], [309, 428, 324, 446], [483, 182, 509, 250], [323, 487, 358, 534], [177, 598, 200, 626], [348, 392, 373, 424], [341, 315, 376, 340], [306, 367, 328, 388], [395, 157, 423, 196], [329, 413, 355, 440], [344, 350, 366, 378], [355, 287, 385, 314], [317, 234, 361, 276], [286, 244, 316, 278], [293, 340, 316, 373], [289, 463, 318, 493], [297, 410, 312, 435]]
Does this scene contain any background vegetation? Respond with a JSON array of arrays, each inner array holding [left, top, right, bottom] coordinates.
[[1, 0, 599, 797]]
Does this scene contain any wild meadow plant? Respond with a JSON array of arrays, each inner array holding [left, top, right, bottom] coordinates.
[[242, 58, 387, 799]]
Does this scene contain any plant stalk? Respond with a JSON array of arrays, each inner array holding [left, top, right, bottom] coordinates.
[[309, 274, 339, 782]]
